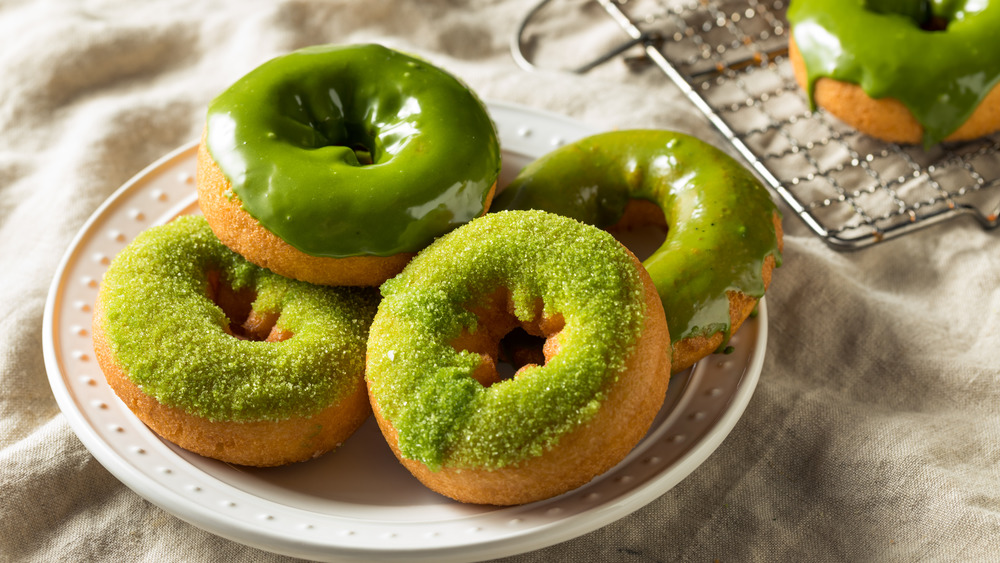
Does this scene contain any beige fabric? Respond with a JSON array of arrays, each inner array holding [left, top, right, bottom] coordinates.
[[2, 0, 999, 560]]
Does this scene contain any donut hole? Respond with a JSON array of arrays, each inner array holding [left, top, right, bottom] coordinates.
[[922, 15, 948, 31], [206, 271, 290, 342], [452, 290, 565, 388], [350, 142, 374, 165], [496, 328, 548, 379], [864, 0, 948, 31], [605, 199, 668, 261]]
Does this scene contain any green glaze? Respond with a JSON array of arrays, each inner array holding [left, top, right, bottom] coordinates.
[[205, 43, 501, 257], [493, 130, 781, 352], [788, 0, 1000, 146], [366, 210, 649, 471], [99, 215, 380, 422]]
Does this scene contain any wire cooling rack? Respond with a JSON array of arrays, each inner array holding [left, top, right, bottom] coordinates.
[[513, 0, 1000, 249]]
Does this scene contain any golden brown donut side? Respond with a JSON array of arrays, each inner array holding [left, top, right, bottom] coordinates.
[[368, 246, 671, 505], [92, 294, 372, 467], [789, 36, 1000, 144], [196, 138, 422, 287], [670, 210, 782, 373], [196, 137, 499, 286]]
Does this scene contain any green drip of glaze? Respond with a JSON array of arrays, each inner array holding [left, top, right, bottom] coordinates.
[[98, 215, 380, 422], [787, 0, 1000, 147], [493, 130, 782, 352], [205, 43, 501, 257], [366, 210, 649, 471]]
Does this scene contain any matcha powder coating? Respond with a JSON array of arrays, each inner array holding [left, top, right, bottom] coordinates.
[[366, 210, 650, 471], [98, 215, 379, 422]]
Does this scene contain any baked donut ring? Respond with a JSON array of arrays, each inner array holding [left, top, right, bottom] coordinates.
[[366, 210, 670, 505], [92, 216, 379, 466], [198, 43, 501, 286], [494, 130, 782, 373], [787, 0, 1000, 146]]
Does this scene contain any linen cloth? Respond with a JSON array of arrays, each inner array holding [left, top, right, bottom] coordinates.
[[2, 0, 999, 561]]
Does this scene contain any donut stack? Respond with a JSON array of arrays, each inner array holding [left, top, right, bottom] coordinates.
[[94, 43, 501, 468]]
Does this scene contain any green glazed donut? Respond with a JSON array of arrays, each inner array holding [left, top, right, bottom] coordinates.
[[788, 0, 1000, 146], [92, 215, 380, 467], [493, 130, 783, 373], [366, 210, 670, 505], [199, 43, 501, 285]]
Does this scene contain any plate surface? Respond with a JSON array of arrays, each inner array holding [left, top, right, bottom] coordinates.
[[43, 101, 766, 562]]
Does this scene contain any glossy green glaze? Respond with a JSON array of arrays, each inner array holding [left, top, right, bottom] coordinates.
[[366, 210, 648, 470], [206, 43, 501, 257], [99, 216, 380, 422], [493, 130, 781, 350], [788, 0, 1000, 146]]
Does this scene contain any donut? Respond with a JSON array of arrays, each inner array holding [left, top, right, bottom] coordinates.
[[197, 43, 501, 286], [92, 215, 380, 467], [787, 0, 1000, 146], [365, 210, 670, 505], [493, 130, 783, 374]]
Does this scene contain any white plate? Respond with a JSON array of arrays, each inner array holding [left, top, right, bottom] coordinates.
[[43, 101, 766, 562]]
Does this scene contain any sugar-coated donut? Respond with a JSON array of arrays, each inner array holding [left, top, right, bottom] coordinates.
[[788, 0, 1000, 146], [494, 130, 783, 374], [92, 216, 380, 467], [198, 43, 501, 286], [365, 210, 670, 505]]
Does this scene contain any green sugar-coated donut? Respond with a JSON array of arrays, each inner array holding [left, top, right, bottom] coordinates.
[[92, 215, 380, 467], [493, 130, 783, 374], [366, 210, 670, 505], [203, 43, 501, 259]]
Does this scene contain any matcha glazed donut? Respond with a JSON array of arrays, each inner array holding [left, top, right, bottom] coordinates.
[[365, 210, 670, 505], [92, 216, 380, 467], [198, 43, 501, 286], [788, 0, 1000, 146], [494, 130, 783, 374]]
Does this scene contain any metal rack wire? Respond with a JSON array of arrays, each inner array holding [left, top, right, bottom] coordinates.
[[513, 0, 1000, 249]]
